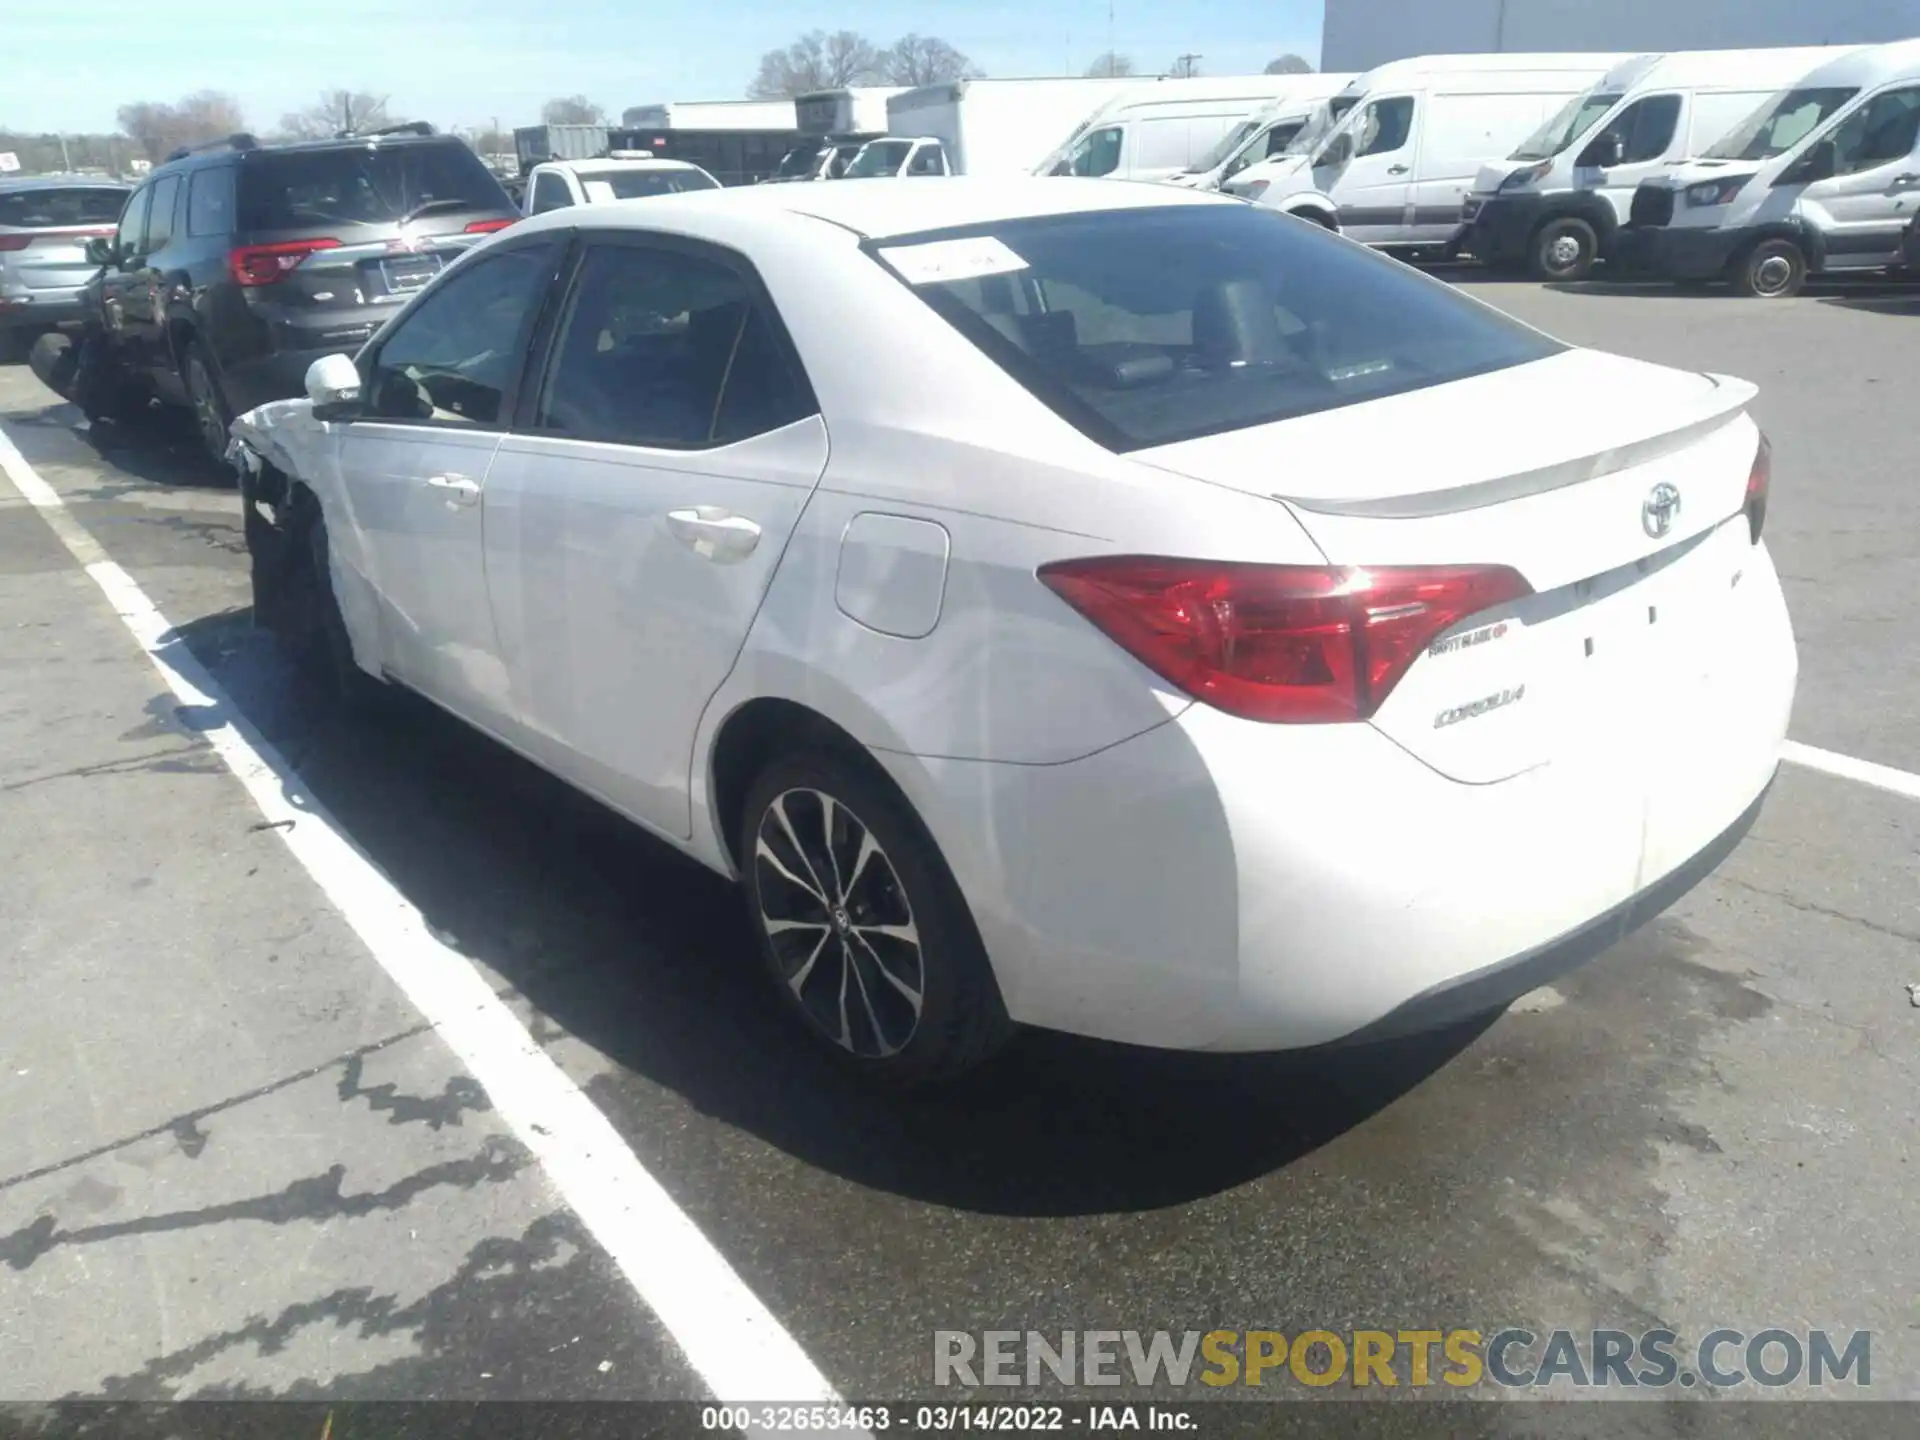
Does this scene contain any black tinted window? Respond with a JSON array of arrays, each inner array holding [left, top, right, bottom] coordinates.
[[0, 187, 129, 228], [144, 176, 181, 251], [537, 244, 814, 448], [1618, 94, 1682, 163], [881, 204, 1561, 452], [187, 167, 235, 237], [366, 244, 558, 426], [238, 142, 511, 232], [907, 145, 946, 176], [1832, 86, 1920, 174]]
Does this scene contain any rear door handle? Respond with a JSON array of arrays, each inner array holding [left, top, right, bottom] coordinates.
[[667, 506, 762, 563], [426, 473, 481, 506]]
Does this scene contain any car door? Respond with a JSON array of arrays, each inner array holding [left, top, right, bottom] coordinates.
[[1318, 94, 1416, 243], [1574, 92, 1682, 228], [116, 174, 180, 387], [334, 236, 568, 717], [1810, 84, 1920, 266], [97, 184, 151, 370], [482, 234, 829, 840]]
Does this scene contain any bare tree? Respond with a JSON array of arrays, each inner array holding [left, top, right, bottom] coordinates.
[[116, 91, 247, 162], [882, 34, 981, 87], [1264, 54, 1314, 74], [541, 95, 606, 125], [279, 90, 401, 140], [748, 30, 883, 99], [1084, 52, 1135, 79]]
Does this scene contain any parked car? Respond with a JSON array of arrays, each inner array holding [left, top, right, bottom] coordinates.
[[1224, 52, 1631, 248], [67, 124, 517, 465], [1463, 45, 1864, 281], [0, 175, 130, 360], [522, 156, 721, 214], [1619, 39, 1920, 297], [229, 177, 1794, 1084]]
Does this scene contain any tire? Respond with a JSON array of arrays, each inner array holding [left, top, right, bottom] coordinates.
[[184, 340, 236, 477], [71, 331, 144, 425], [740, 749, 1013, 1085], [1529, 216, 1599, 282], [27, 331, 78, 396], [1732, 237, 1807, 299], [290, 509, 388, 715]]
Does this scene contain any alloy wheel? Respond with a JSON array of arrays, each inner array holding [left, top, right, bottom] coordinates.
[[752, 787, 925, 1058]]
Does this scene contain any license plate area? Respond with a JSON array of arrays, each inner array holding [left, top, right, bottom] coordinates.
[[371, 252, 444, 299]]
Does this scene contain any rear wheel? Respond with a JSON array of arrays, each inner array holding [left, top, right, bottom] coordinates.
[[1732, 237, 1806, 300], [1529, 217, 1599, 282], [185, 340, 236, 477], [740, 749, 1012, 1086]]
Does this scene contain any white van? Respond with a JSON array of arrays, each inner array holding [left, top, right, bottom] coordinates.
[[1223, 53, 1631, 248], [1462, 46, 1865, 280], [1162, 75, 1361, 189], [1620, 38, 1920, 296], [1036, 75, 1351, 183]]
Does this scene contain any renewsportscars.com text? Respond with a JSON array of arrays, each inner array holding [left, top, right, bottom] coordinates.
[[933, 1328, 1872, 1391]]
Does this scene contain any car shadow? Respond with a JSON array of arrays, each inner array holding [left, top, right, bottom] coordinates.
[[155, 604, 1499, 1219], [1, 396, 235, 492]]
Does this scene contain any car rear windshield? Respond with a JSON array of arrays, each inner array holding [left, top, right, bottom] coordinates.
[[236, 142, 510, 231], [585, 168, 721, 198], [874, 204, 1562, 452], [0, 187, 128, 228]]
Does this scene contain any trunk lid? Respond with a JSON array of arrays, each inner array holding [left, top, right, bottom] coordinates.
[[9, 228, 116, 291], [1136, 349, 1765, 783]]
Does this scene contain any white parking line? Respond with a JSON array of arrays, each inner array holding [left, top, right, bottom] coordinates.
[[0, 426, 847, 1416], [1782, 741, 1920, 804]]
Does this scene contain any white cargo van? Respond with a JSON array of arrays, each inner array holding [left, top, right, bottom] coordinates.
[[1036, 75, 1350, 183], [1223, 53, 1630, 248], [861, 78, 1145, 178], [1462, 46, 1865, 279], [1619, 38, 1920, 296], [1161, 75, 1361, 189]]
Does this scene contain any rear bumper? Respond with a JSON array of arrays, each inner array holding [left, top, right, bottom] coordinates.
[[1616, 224, 1747, 281], [895, 536, 1796, 1054], [0, 288, 86, 330]]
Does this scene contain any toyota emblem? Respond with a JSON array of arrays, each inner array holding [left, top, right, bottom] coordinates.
[[1642, 482, 1681, 539]]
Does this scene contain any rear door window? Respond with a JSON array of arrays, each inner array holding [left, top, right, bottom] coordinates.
[[237, 142, 511, 232], [875, 203, 1560, 452], [0, 187, 130, 229], [187, 167, 235, 237], [533, 242, 815, 448]]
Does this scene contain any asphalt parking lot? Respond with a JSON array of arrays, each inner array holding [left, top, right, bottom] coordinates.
[[1, 273, 1917, 1426]]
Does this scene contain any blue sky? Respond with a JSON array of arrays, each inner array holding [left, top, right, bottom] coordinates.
[[1, 0, 1325, 135]]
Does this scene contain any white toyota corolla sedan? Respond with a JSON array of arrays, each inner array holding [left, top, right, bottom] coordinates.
[[229, 177, 1797, 1084]]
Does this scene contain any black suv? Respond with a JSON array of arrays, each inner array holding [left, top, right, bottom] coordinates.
[[71, 124, 519, 464]]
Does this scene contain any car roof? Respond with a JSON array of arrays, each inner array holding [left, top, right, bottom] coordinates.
[[552, 157, 707, 173], [0, 174, 131, 192], [514, 174, 1235, 242]]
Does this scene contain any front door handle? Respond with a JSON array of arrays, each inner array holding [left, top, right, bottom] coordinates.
[[426, 473, 481, 506], [1387, 164, 1410, 175], [1895, 172, 1920, 186], [667, 506, 762, 563]]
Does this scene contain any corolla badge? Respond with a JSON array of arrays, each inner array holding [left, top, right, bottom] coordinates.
[[1642, 482, 1682, 539]]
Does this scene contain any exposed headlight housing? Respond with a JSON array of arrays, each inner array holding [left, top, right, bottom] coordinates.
[[1685, 176, 1754, 207], [1499, 160, 1553, 192]]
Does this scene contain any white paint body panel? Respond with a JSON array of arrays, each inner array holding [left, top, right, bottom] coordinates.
[[232, 177, 1798, 1053]]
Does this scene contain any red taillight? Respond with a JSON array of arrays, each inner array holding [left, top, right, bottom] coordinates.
[[0, 235, 29, 252], [226, 238, 341, 287], [464, 218, 514, 234], [1038, 557, 1533, 724], [1745, 432, 1771, 545]]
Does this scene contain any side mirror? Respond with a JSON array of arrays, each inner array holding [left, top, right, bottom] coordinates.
[[305, 353, 363, 420], [1580, 134, 1625, 168], [1318, 133, 1352, 168], [1792, 139, 1838, 184], [84, 236, 115, 267]]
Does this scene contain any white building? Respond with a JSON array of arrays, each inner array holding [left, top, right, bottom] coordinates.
[[1322, 0, 1920, 72]]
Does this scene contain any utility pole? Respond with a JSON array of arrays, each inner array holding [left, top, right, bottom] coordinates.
[[1107, 0, 1115, 64], [1175, 52, 1202, 78], [1493, 0, 1509, 51]]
